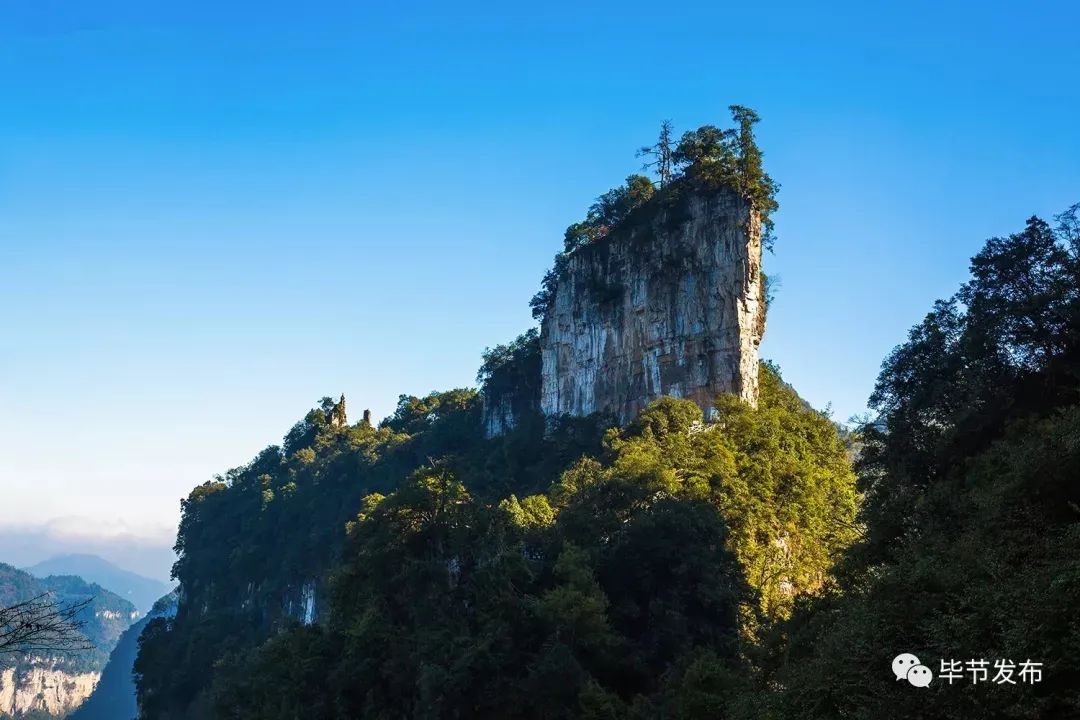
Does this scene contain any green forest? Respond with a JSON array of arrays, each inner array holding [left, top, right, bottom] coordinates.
[[0, 564, 137, 675], [132, 112, 1080, 719]]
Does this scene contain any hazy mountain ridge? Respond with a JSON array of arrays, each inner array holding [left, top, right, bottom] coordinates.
[[0, 528, 174, 585], [27, 556, 170, 615]]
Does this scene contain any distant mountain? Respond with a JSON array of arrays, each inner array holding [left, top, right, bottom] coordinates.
[[27, 555, 170, 614], [67, 592, 177, 720], [0, 523, 175, 584]]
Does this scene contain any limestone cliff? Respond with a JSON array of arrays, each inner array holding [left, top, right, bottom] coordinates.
[[540, 185, 764, 423], [0, 666, 99, 717], [478, 328, 542, 438]]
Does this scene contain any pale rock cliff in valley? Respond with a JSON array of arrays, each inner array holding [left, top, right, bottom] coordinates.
[[539, 186, 764, 424], [0, 666, 99, 717]]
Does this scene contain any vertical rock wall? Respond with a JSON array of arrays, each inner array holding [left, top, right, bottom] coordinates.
[[540, 187, 764, 423], [482, 393, 518, 438], [0, 666, 100, 717]]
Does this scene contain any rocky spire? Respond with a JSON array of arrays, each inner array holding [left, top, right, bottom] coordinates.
[[330, 394, 348, 428], [540, 186, 763, 423]]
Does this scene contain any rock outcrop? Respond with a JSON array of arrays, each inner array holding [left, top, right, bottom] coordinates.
[[0, 666, 100, 717], [540, 186, 764, 423], [482, 393, 518, 438], [478, 328, 542, 438]]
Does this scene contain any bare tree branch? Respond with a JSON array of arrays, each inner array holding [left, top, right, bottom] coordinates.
[[0, 593, 94, 657]]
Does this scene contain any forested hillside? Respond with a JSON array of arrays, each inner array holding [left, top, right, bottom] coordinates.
[[132, 110, 861, 719], [133, 386, 613, 718], [135, 363, 856, 719], [0, 564, 138, 672], [129, 100, 1080, 718], [1, 564, 139, 719], [764, 205, 1080, 718]]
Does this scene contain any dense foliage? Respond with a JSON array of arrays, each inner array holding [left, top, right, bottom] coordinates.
[[134, 387, 610, 718], [139, 204, 1080, 719], [135, 362, 856, 720], [477, 328, 545, 437], [766, 205, 1080, 718], [0, 563, 137, 673], [127, 130, 1080, 717]]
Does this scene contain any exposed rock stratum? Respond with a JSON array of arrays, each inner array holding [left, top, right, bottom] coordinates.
[[539, 186, 764, 424]]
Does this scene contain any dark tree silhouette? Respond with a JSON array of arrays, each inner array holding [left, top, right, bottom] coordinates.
[[0, 593, 93, 656], [637, 119, 675, 187]]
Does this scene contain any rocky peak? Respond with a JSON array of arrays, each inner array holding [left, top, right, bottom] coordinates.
[[539, 185, 764, 423]]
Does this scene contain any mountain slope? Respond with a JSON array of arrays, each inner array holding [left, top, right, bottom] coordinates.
[[27, 555, 170, 614], [64, 617, 145, 720], [67, 593, 176, 720], [1, 564, 139, 718]]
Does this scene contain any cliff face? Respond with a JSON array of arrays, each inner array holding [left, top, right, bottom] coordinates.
[[69, 592, 178, 720], [540, 187, 763, 423], [0, 666, 99, 717], [478, 329, 542, 438], [481, 394, 517, 438]]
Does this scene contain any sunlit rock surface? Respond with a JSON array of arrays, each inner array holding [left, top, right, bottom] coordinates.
[[0, 666, 99, 717], [541, 187, 764, 423]]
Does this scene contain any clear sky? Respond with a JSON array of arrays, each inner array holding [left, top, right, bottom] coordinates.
[[1, 1, 1078, 566]]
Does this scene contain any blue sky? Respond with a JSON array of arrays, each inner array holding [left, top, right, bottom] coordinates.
[[1, 1, 1078, 567]]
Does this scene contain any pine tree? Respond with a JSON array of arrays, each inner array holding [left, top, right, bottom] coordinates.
[[638, 120, 675, 188]]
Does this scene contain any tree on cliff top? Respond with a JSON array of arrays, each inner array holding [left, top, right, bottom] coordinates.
[[196, 362, 856, 720], [567, 106, 777, 258], [531, 106, 779, 322], [638, 119, 675, 188], [562, 174, 656, 255], [672, 105, 779, 249]]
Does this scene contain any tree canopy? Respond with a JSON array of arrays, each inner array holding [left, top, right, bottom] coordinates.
[[764, 204, 1080, 719], [136, 359, 858, 720]]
